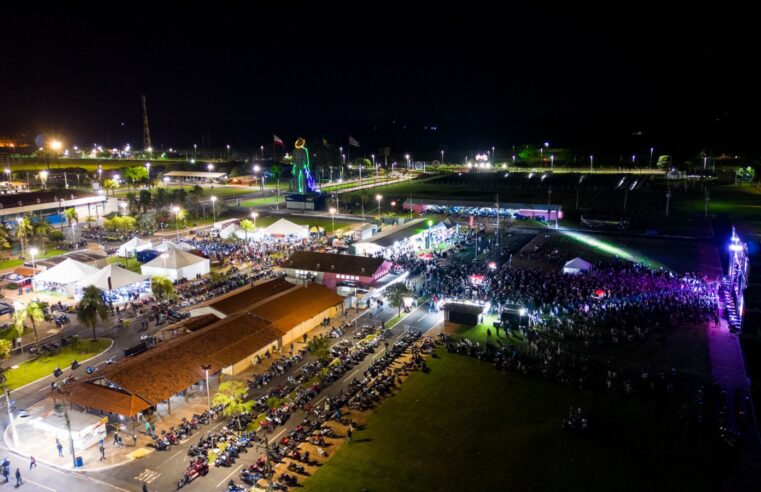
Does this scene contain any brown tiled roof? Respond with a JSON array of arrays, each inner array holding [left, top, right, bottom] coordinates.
[[100, 313, 280, 405], [208, 277, 295, 315], [285, 251, 386, 277], [58, 382, 152, 417], [182, 314, 220, 332], [252, 283, 344, 334]]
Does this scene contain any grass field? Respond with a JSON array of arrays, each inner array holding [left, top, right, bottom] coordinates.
[[0, 248, 68, 270], [8, 158, 189, 172], [4, 338, 111, 390], [239, 196, 280, 207], [113, 184, 252, 199], [303, 352, 731, 492]]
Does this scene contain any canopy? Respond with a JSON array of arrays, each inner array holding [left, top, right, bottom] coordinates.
[[262, 218, 309, 238], [140, 246, 210, 282], [154, 240, 193, 252], [117, 237, 152, 257], [75, 264, 147, 291], [563, 257, 592, 275], [219, 223, 240, 240], [33, 258, 99, 286]]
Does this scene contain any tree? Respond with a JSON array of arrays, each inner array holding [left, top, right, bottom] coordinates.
[[0, 227, 11, 250], [33, 220, 52, 248], [239, 219, 255, 239], [124, 166, 149, 187], [357, 189, 369, 220], [139, 189, 152, 213], [103, 178, 119, 196], [16, 217, 33, 254], [386, 283, 413, 317], [77, 285, 109, 341], [63, 208, 78, 241], [0, 339, 11, 369], [151, 275, 175, 300], [155, 187, 168, 210], [126, 192, 139, 214], [212, 380, 253, 417], [175, 208, 188, 228], [14, 301, 46, 347]]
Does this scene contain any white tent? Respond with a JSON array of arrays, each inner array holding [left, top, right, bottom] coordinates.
[[154, 240, 193, 252], [262, 218, 308, 238], [33, 258, 100, 295], [219, 223, 240, 240], [75, 264, 147, 291], [563, 257, 592, 275], [117, 237, 152, 257], [140, 246, 210, 282]]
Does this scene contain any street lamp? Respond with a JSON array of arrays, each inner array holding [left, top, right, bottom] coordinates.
[[172, 206, 181, 240], [4, 168, 10, 181], [16, 217, 25, 258], [329, 207, 337, 234], [210, 196, 217, 226], [550, 154, 554, 170], [260, 145, 264, 159], [201, 364, 212, 410], [589, 155, 594, 171], [376, 194, 383, 221], [193, 144, 198, 159], [405, 154, 410, 169], [118, 202, 127, 216], [49, 140, 63, 152], [30, 247, 39, 288], [250, 211, 258, 228], [649, 147, 654, 167], [441, 149, 444, 164], [207, 163, 214, 172], [39, 170, 48, 190], [492, 146, 495, 164], [226, 145, 230, 161]]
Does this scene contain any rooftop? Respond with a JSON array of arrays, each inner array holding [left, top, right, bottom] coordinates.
[[0, 189, 104, 210], [207, 277, 296, 316], [285, 251, 387, 276], [252, 283, 344, 334], [163, 171, 227, 179]]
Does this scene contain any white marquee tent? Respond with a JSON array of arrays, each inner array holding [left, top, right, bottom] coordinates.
[[563, 257, 592, 275], [219, 223, 240, 240], [75, 264, 147, 291], [262, 218, 308, 239], [154, 240, 193, 252], [33, 258, 100, 296], [117, 237, 152, 257], [140, 246, 210, 282]]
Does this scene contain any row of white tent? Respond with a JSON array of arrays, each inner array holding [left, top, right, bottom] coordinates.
[[218, 218, 309, 240], [116, 238, 192, 257]]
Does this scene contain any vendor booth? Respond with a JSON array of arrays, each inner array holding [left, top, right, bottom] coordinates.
[[32, 258, 99, 296], [140, 246, 211, 282]]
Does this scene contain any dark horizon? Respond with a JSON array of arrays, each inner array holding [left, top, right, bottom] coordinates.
[[1, 3, 758, 159]]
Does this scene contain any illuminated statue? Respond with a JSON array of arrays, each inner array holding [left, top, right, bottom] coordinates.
[[291, 137, 315, 193]]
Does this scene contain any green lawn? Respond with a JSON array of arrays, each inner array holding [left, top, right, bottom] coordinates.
[[449, 314, 525, 346], [239, 196, 280, 207], [106, 255, 142, 273], [304, 352, 731, 492], [113, 185, 251, 199], [1, 248, 68, 270], [4, 339, 111, 390], [8, 158, 189, 172]]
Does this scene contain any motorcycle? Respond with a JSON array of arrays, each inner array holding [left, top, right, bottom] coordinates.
[[177, 458, 209, 489]]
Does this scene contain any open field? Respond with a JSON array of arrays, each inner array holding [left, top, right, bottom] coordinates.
[[113, 184, 253, 199], [0, 248, 68, 270], [7, 158, 190, 172], [3, 338, 111, 390], [304, 352, 731, 492]]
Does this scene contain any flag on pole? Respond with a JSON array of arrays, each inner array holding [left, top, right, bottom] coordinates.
[[348, 135, 360, 147], [273, 134, 284, 147]]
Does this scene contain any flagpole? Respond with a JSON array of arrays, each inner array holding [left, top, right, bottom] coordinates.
[[347, 136, 350, 169]]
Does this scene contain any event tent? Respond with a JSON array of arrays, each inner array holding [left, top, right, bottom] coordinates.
[[262, 218, 308, 239], [563, 257, 592, 275], [154, 240, 193, 252], [117, 237, 152, 257], [219, 223, 240, 240], [140, 246, 210, 282], [32, 258, 100, 295], [75, 264, 147, 291]]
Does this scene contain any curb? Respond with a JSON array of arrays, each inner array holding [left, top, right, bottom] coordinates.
[[8, 338, 115, 395]]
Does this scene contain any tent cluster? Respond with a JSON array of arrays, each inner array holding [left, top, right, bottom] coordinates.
[[32, 258, 149, 297]]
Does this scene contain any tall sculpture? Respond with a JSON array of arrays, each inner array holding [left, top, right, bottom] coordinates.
[[291, 137, 315, 193]]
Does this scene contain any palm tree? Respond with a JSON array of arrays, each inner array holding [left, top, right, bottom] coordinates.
[[0, 227, 11, 250], [14, 301, 46, 347], [126, 192, 139, 214], [16, 217, 33, 257], [239, 219, 255, 240], [357, 189, 369, 220], [33, 220, 52, 249], [77, 285, 109, 341], [63, 208, 79, 242], [151, 275, 175, 300]]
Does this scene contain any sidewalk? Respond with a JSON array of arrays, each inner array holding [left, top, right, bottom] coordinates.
[[5, 389, 213, 471]]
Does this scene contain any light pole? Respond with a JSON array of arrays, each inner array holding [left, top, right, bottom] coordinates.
[[329, 207, 336, 235], [39, 170, 48, 190], [97, 165, 102, 184], [207, 163, 214, 172], [376, 194, 382, 222], [4, 167, 10, 182], [550, 154, 554, 170], [631, 155, 636, 168], [226, 145, 230, 161], [16, 217, 25, 258], [649, 147, 654, 167], [589, 155, 594, 171], [371, 154, 376, 177], [30, 247, 38, 289], [441, 150, 444, 165], [492, 146, 495, 165], [260, 145, 264, 159], [251, 211, 258, 229], [665, 187, 672, 217], [253, 164, 261, 189], [201, 364, 212, 410], [210, 196, 217, 226], [193, 144, 198, 159], [405, 154, 410, 169], [119, 202, 127, 217], [172, 206, 181, 240]]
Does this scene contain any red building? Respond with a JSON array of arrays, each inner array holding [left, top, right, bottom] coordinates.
[[283, 251, 391, 289]]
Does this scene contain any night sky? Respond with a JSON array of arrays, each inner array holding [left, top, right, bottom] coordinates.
[[1, 3, 757, 159]]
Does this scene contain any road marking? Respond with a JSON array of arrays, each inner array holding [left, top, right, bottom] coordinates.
[[216, 464, 243, 488], [372, 350, 385, 359], [161, 450, 183, 465], [314, 395, 326, 407], [269, 427, 288, 445], [135, 468, 161, 483], [25, 479, 56, 492], [71, 473, 130, 492], [343, 368, 361, 383]]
